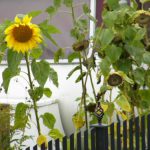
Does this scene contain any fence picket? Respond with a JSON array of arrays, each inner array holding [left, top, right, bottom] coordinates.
[[48, 140, 52, 150], [110, 123, 115, 150], [33, 145, 37, 150], [24, 114, 150, 150], [41, 143, 46, 150], [117, 122, 121, 150], [123, 120, 127, 150], [141, 116, 146, 150], [135, 117, 140, 150], [84, 129, 88, 150], [129, 118, 134, 150], [70, 133, 74, 150], [55, 139, 60, 150], [63, 136, 67, 150], [147, 114, 150, 150], [77, 131, 82, 150], [105, 126, 108, 150], [91, 128, 96, 150]]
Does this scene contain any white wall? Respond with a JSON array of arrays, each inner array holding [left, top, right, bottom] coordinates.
[[0, 60, 99, 137]]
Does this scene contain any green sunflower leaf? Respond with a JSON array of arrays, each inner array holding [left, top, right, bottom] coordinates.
[[7, 49, 23, 70], [31, 59, 50, 87], [28, 10, 42, 18], [115, 95, 131, 112], [2, 67, 20, 93], [54, 48, 65, 63], [49, 67, 59, 87], [68, 52, 80, 63], [49, 128, 63, 141], [41, 113, 56, 129], [30, 47, 43, 59], [43, 88, 52, 98], [14, 103, 29, 130], [67, 65, 80, 79]]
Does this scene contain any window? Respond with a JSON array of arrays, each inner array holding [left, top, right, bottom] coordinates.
[[0, 0, 90, 59]]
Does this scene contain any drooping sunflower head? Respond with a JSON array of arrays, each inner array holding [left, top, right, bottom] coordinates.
[[134, 10, 150, 26], [72, 40, 89, 52], [4, 15, 42, 53], [107, 72, 123, 87]]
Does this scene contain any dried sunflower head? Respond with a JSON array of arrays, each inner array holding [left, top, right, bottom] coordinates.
[[107, 72, 123, 87], [86, 103, 96, 112], [134, 10, 150, 26], [72, 40, 89, 52]]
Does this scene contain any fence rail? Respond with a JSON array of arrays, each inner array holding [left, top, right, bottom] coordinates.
[[26, 114, 150, 150]]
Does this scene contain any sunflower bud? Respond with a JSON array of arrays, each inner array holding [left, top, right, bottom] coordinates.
[[134, 10, 150, 26], [72, 40, 89, 52], [107, 72, 123, 87]]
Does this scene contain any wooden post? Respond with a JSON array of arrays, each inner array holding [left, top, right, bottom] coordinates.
[[0, 104, 10, 150]]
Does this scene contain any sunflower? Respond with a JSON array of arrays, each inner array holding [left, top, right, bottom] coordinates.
[[134, 10, 150, 26], [5, 15, 42, 53], [107, 72, 123, 87], [72, 40, 89, 52]]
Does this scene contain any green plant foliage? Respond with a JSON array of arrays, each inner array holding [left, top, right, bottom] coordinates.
[[105, 45, 122, 63], [49, 128, 63, 141], [39, 20, 61, 34], [63, 0, 73, 7], [68, 52, 80, 63], [133, 68, 145, 85], [31, 59, 50, 87], [43, 88, 52, 98], [54, 48, 65, 63], [75, 72, 86, 83], [106, 0, 119, 10], [143, 51, 150, 65], [39, 20, 61, 46], [30, 48, 43, 59], [0, 43, 7, 63], [41, 113, 56, 129], [14, 103, 29, 130], [2, 67, 20, 93], [7, 50, 23, 70], [67, 65, 80, 79], [115, 95, 131, 112], [49, 66, 59, 87], [139, 90, 150, 108], [46, 6, 57, 16], [83, 3, 91, 14], [28, 10, 42, 18], [28, 86, 44, 101]]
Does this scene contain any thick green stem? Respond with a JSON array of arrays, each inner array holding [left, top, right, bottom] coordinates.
[[71, 3, 76, 24], [25, 53, 41, 135], [89, 71, 97, 101], [79, 54, 88, 129], [71, 3, 88, 129], [84, 51, 97, 101]]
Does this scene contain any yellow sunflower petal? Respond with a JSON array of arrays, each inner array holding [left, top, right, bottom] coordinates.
[[23, 15, 32, 24], [4, 15, 42, 53], [14, 16, 21, 24]]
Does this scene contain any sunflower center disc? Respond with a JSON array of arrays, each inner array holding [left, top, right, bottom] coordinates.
[[13, 25, 33, 42]]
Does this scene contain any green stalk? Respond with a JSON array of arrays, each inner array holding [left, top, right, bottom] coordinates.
[[83, 51, 97, 101], [79, 53, 88, 129], [71, 3, 88, 129], [25, 53, 41, 135]]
